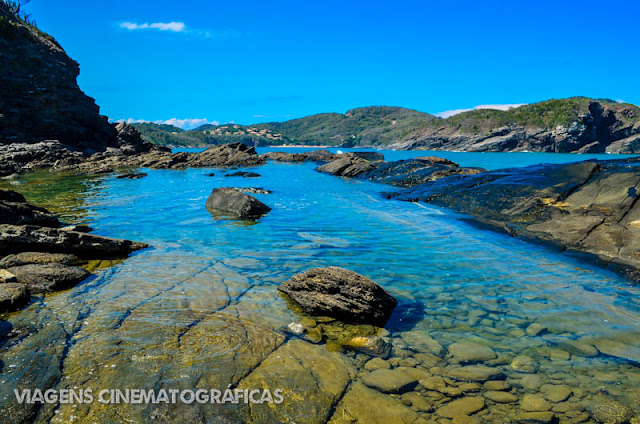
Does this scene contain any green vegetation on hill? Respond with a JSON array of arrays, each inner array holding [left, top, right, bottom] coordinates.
[[255, 106, 439, 147], [440, 97, 640, 135], [133, 98, 640, 148]]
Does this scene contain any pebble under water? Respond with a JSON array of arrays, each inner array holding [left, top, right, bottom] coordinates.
[[0, 149, 639, 424]]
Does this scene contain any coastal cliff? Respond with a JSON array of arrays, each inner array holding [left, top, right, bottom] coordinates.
[[0, 3, 163, 176]]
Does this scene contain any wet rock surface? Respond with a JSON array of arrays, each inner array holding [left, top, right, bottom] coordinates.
[[205, 187, 271, 219], [6, 264, 90, 292], [0, 283, 30, 312], [0, 189, 60, 227], [278, 266, 397, 326], [0, 224, 148, 257]]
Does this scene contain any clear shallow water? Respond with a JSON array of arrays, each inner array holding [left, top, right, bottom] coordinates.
[[1, 154, 639, 423]]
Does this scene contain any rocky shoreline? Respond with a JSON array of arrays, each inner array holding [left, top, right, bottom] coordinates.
[[0, 189, 147, 313]]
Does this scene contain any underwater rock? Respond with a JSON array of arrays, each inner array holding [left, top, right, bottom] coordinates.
[[587, 393, 633, 424], [224, 171, 261, 178], [511, 355, 540, 373], [361, 368, 419, 394], [278, 266, 397, 326], [0, 283, 30, 312], [328, 382, 422, 424], [116, 172, 147, 179], [540, 384, 572, 403], [205, 187, 271, 219], [447, 365, 505, 382], [435, 396, 485, 418], [521, 394, 552, 412], [483, 390, 518, 403], [237, 339, 354, 424], [6, 264, 90, 292], [340, 335, 391, 357], [448, 341, 496, 363]]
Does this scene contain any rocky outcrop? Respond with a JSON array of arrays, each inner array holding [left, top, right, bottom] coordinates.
[[0, 190, 148, 311], [0, 4, 167, 177], [0, 252, 79, 268], [0, 189, 60, 226], [261, 149, 339, 162], [0, 224, 148, 257], [0, 3, 115, 150], [317, 155, 379, 177], [48, 141, 265, 175], [393, 101, 640, 153], [318, 156, 484, 187], [278, 266, 397, 326], [388, 157, 640, 279], [205, 187, 271, 219]]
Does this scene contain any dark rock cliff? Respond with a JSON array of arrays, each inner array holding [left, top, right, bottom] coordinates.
[[0, 3, 119, 151]]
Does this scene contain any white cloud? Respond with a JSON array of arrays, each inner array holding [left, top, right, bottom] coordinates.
[[435, 103, 526, 118], [115, 118, 218, 130], [120, 21, 186, 32], [119, 22, 242, 39]]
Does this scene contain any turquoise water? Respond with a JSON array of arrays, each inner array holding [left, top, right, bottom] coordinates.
[[1, 151, 639, 423]]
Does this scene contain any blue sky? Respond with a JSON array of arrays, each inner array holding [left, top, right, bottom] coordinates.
[[24, 0, 640, 128]]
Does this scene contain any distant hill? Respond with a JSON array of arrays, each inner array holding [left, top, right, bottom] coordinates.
[[134, 98, 640, 153]]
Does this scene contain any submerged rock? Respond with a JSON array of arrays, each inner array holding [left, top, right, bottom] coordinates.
[[6, 264, 91, 292], [116, 172, 147, 179], [0, 283, 30, 312], [448, 341, 496, 363], [205, 187, 271, 219], [340, 335, 391, 357], [224, 171, 261, 178], [435, 396, 485, 418], [362, 368, 418, 394], [587, 393, 633, 424], [328, 382, 422, 424], [278, 266, 397, 326]]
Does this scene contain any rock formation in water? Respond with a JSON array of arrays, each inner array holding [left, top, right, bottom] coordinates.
[[0, 189, 148, 312], [278, 266, 398, 326], [317, 154, 484, 186], [205, 187, 271, 219]]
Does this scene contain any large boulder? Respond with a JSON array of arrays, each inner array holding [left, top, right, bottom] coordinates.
[[0, 224, 148, 258], [278, 266, 397, 326], [0, 283, 30, 312], [205, 187, 271, 219], [6, 264, 90, 292]]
